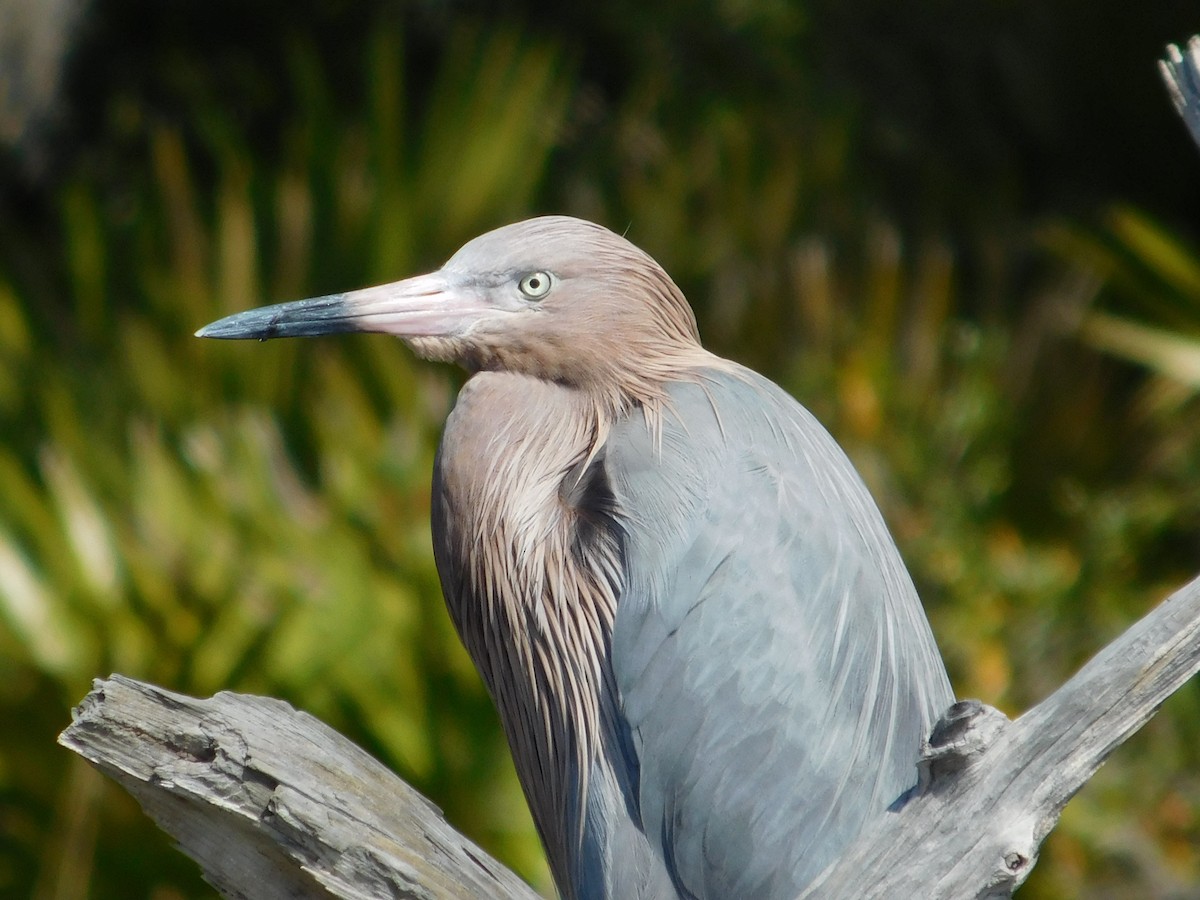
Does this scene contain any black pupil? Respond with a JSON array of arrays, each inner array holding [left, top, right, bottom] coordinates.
[[528, 276, 541, 290]]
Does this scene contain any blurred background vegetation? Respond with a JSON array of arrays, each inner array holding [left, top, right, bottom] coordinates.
[[1, 1, 1199, 897]]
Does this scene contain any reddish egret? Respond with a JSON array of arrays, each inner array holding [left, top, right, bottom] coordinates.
[[198, 216, 953, 899]]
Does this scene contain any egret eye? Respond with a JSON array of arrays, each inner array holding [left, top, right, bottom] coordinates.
[[518, 271, 553, 300]]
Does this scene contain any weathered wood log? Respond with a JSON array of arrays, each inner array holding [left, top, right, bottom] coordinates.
[[58, 676, 542, 900], [61, 574, 1200, 899], [802, 572, 1200, 899]]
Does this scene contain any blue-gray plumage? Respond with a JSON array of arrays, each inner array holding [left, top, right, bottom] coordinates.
[[197, 216, 954, 900]]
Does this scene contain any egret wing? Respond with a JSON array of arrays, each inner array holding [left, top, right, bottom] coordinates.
[[604, 367, 952, 900]]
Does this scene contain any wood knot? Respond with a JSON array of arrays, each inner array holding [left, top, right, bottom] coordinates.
[[917, 699, 1011, 790]]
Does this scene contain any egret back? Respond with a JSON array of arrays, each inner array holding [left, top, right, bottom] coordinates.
[[603, 366, 952, 899]]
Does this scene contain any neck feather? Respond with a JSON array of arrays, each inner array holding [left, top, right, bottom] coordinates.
[[433, 374, 626, 894]]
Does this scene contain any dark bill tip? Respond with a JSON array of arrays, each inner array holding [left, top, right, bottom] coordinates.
[[195, 294, 357, 341]]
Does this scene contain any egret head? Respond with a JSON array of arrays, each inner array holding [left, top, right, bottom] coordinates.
[[197, 216, 708, 409]]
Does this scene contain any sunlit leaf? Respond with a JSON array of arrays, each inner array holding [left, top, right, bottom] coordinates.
[[1081, 312, 1200, 388]]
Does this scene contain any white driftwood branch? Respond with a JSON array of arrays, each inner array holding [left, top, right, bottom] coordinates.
[[1161, 36, 1200, 150], [801, 573, 1200, 899], [58, 676, 542, 900], [61, 575, 1200, 899]]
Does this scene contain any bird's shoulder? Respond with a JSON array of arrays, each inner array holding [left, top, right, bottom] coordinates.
[[604, 363, 869, 574]]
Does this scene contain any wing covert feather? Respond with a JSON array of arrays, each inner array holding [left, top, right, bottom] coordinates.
[[604, 367, 952, 899]]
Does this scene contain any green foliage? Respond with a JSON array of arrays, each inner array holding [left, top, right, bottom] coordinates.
[[1, 23, 568, 899], [1047, 208, 1200, 392], [2, 5, 1200, 899]]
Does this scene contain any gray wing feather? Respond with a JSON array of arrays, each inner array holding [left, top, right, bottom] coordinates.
[[604, 367, 952, 900]]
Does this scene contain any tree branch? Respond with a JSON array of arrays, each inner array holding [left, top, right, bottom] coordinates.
[[60, 574, 1200, 899], [801, 573, 1200, 899], [58, 676, 542, 900]]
